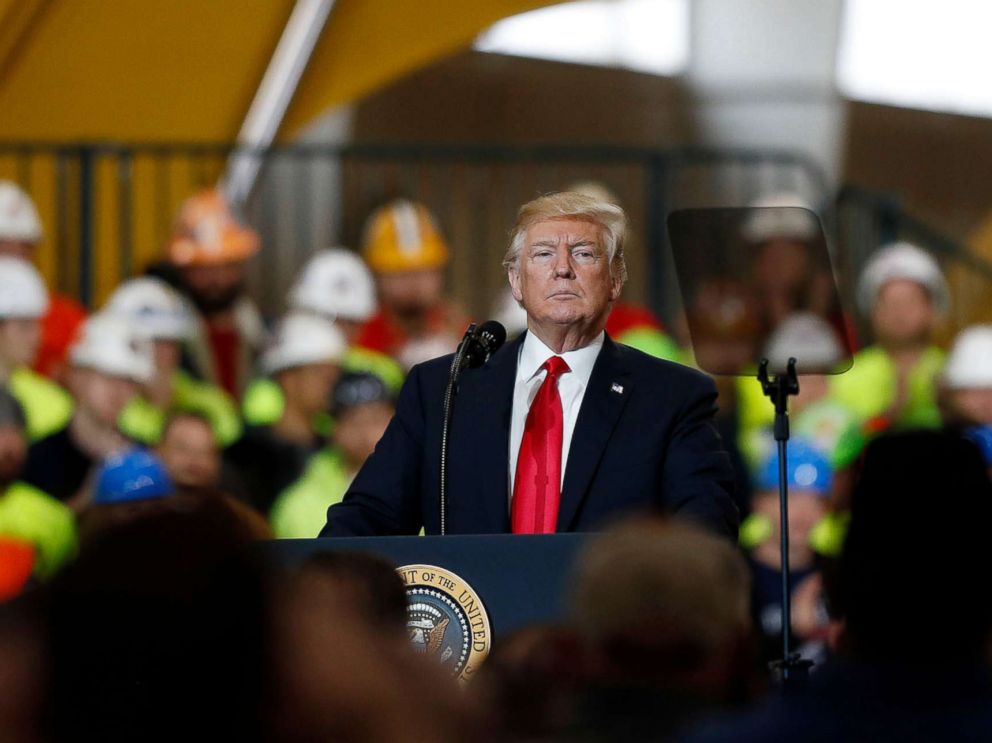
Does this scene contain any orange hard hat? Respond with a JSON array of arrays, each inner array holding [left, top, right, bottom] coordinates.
[[362, 199, 449, 273], [168, 189, 260, 267]]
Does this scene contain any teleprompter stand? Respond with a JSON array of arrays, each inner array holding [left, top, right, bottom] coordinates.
[[758, 356, 815, 688]]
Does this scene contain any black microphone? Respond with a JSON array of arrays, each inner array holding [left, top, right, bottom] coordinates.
[[460, 320, 506, 369], [440, 320, 507, 534]]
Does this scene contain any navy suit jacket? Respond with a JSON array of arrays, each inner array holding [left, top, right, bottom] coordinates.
[[320, 333, 738, 538]]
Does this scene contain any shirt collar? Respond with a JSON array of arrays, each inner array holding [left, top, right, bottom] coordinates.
[[517, 330, 605, 387]]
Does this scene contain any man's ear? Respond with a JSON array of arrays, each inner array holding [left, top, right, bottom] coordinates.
[[610, 276, 624, 302], [508, 270, 523, 303]]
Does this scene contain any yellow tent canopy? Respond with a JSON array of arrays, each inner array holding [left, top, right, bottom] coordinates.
[[0, 0, 562, 142]]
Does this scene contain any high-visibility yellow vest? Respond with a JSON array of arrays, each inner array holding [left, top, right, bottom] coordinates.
[[0, 480, 77, 578], [829, 345, 945, 429], [614, 327, 686, 364], [8, 366, 74, 442], [119, 369, 242, 446], [269, 449, 352, 539], [739, 510, 849, 559], [242, 346, 405, 429]]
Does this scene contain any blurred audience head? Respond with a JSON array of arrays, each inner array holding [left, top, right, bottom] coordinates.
[[44, 495, 269, 741], [744, 193, 820, 293], [0, 388, 27, 487], [476, 624, 591, 741], [571, 517, 752, 696], [168, 189, 259, 315], [271, 552, 477, 743], [964, 425, 992, 478], [0, 181, 43, 259], [289, 551, 408, 640], [831, 430, 992, 666], [941, 324, 992, 426], [78, 448, 176, 544], [686, 277, 761, 374], [92, 448, 173, 505], [751, 438, 833, 569], [68, 314, 153, 428], [363, 199, 449, 318], [330, 371, 394, 471], [288, 248, 377, 343], [0, 257, 48, 373], [155, 412, 221, 489], [858, 242, 947, 348], [104, 277, 192, 380], [262, 314, 346, 430]]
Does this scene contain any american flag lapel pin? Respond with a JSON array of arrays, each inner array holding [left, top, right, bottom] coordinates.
[[611, 382, 624, 395]]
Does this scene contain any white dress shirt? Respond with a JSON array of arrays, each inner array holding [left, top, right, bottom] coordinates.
[[508, 331, 605, 502]]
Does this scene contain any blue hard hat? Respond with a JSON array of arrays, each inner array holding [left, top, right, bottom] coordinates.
[[93, 448, 174, 505], [964, 425, 992, 467], [755, 437, 833, 496]]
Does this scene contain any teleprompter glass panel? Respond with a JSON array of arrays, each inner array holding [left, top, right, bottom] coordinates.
[[667, 207, 854, 376]]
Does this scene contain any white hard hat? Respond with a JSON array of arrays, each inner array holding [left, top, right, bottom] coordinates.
[[287, 248, 377, 322], [104, 277, 193, 341], [0, 257, 49, 318], [943, 325, 992, 389], [70, 313, 155, 384], [742, 191, 820, 243], [259, 313, 347, 376], [763, 312, 845, 374], [856, 241, 948, 316], [0, 181, 43, 243]]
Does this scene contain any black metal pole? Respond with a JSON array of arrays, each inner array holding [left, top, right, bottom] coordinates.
[[77, 146, 94, 309], [759, 357, 812, 688], [777, 436, 793, 673]]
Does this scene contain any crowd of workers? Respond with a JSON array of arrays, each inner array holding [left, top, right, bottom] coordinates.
[[1, 177, 992, 739]]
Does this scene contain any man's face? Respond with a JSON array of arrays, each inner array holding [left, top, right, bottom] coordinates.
[[152, 339, 182, 375], [376, 269, 443, 318], [949, 388, 992, 425], [871, 279, 935, 348], [156, 416, 220, 489], [0, 423, 27, 485], [0, 240, 33, 261], [335, 318, 363, 346], [70, 368, 139, 427], [0, 318, 41, 369], [180, 262, 247, 314], [282, 362, 340, 417], [754, 489, 826, 566], [332, 401, 394, 469], [508, 218, 619, 336], [753, 239, 811, 290]]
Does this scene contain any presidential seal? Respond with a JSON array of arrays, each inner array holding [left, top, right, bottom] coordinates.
[[397, 564, 492, 683]]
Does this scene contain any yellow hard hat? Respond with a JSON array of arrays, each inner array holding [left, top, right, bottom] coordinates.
[[362, 199, 449, 273], [168, 189, 260, 267]]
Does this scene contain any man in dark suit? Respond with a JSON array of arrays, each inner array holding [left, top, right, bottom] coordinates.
[[321, 192, 737, 538]]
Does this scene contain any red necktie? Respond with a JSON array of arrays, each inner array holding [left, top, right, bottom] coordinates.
[[512, 356, 570, 534]]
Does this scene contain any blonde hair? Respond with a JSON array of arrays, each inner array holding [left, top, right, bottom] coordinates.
[[503, 192, 628, 287]]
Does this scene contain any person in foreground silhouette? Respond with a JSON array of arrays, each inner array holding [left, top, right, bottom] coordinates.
[[685, 430, 992, 742]]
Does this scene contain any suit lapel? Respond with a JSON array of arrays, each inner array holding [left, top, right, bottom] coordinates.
[[557, 335, 632, 531], [452, 332, 523, 532]]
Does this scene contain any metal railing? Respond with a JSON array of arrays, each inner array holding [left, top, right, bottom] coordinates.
[[835, 185, 992, 339], [0, 142, 828, 324], [3, 141, 987, 337]]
